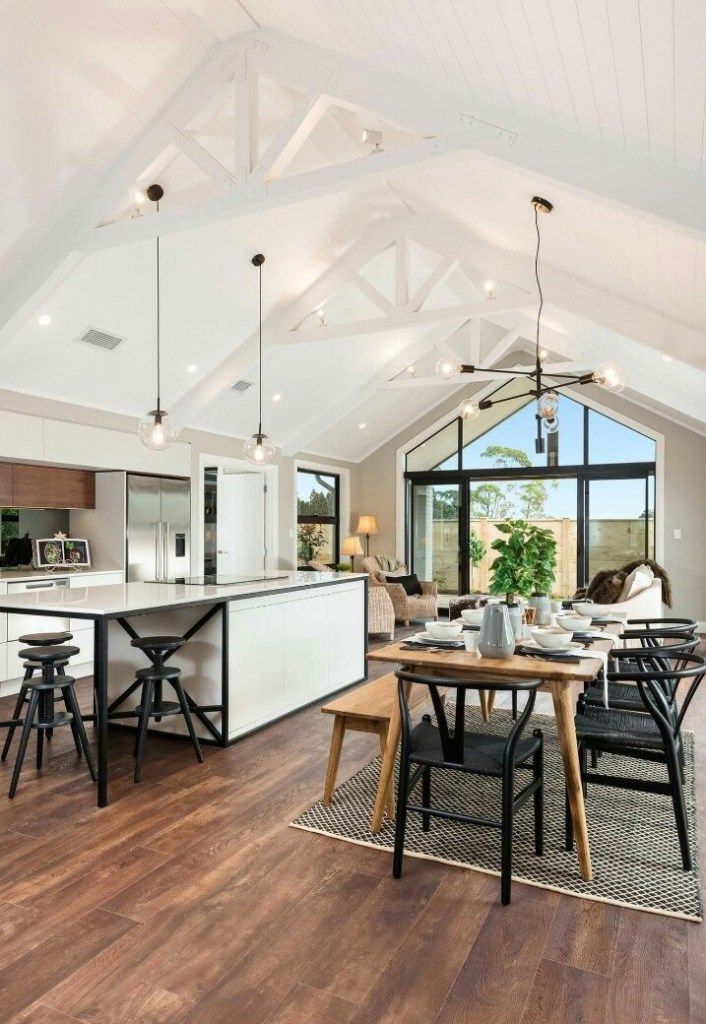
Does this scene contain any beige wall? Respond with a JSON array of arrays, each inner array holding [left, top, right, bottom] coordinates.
[[353, 380, 706, 620], [0, 388, 357, 574]]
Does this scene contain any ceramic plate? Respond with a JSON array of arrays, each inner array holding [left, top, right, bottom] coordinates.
[[521, 639, 584, 655], [415, 631, 464, 645]]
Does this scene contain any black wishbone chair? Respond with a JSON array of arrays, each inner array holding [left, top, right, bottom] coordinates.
[[392, 670, 544, 906], [624, 617, 698, 641], [567, 652, 706, 870], [583, 631, 699, 714]]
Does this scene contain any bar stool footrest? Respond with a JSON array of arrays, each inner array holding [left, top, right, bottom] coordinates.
[[34, 712, 74, 730], [135, 701, 181, 718]]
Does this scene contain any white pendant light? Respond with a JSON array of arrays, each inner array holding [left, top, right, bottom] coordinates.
[[243, 254, 276, 466], [138, 184, 179, 451]]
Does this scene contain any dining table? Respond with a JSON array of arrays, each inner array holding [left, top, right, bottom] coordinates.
[[367, 633, 616, 882]]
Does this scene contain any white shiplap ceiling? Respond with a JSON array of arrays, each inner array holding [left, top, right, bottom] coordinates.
[[2, 3, 706, 462]]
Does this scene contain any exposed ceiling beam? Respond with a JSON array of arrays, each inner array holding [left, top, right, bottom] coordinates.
[[278, 295, 529, 346], [408, 254, 458, 312], [252, 91, 331, 182], [249, 29, 706, 244], [80, 124, 486, 251], [171, 216, 410, 426], [404, 213, 706, 369], [169, 126, 237, 189], [234, 56, 258, 184]]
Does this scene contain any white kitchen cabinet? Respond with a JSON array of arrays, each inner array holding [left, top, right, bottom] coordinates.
[[228, 600, 286, 734], [227, 579, 366, 740]]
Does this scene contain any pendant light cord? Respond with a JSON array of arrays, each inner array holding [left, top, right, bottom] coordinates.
[[258, 260, 263, 436], [156, 201, 161, 412], [533, 201, 543, 391]]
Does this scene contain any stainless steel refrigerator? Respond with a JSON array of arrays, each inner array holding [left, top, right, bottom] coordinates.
[[126, 474, 191, 582]]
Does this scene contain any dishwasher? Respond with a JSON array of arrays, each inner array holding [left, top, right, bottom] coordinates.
[[6, 576, 71, 642]]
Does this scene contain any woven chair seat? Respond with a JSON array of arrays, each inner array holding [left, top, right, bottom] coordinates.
[[575, 705, 663, 750], [584, 681, 647, 710], [410, 719, 540, 775]]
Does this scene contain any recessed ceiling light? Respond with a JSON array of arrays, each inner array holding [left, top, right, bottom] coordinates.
[[37, 314, 52, 326], [272, 392, 282, 402], [186, 364, 198, 374], [358, 422, 366, 430], [661, 354, 672, 362]]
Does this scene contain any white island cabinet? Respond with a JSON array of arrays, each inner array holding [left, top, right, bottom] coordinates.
[[0, 572, 367, 807], [228, 578, 365, 737]]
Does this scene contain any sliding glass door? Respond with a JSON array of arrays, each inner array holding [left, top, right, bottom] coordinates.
[[409, 481, 463, 596], [583, 475, 654, 583]]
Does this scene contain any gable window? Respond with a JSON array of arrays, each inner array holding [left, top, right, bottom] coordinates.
[[297, 469, 340, 567]]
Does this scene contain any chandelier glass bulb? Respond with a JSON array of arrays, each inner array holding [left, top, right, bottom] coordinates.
[[544, 416, 559, 434], [138, 411, 178, 451], [593, 362, 627, 393], [458, 398, 480, 420], [537, 390, 559, 421], [243, 432, 276, 466], [436, 356, 463, 381]]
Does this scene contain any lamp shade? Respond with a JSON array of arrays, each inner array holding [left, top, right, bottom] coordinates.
[[356, 515, 378, 536], [341, 536, 364, 557]]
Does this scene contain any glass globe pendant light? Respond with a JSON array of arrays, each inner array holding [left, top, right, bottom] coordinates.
[[138, 184, 179, 451], [243, 254, 276, 466]]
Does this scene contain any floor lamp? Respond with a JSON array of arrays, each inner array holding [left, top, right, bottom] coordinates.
[[355, 515, 378, 558]]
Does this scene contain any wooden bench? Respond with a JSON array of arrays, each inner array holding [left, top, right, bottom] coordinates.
[[321, 673, 427, 819]]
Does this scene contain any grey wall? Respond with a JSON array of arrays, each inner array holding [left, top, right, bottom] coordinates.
[[353, 380, 706, 620]]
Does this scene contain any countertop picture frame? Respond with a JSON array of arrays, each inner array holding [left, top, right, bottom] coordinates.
[[34, 538, 92, 570]]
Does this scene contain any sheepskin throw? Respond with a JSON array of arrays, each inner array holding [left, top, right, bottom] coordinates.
[[585, 570, 626, 605]]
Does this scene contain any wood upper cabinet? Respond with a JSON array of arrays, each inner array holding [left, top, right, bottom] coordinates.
[[0, 463, 13, 505], [9, 464, 95, 509]]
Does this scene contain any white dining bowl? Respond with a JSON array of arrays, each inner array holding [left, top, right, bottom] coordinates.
[[531, 626, 574, 649], [425, 620, 463, 640], [572, 603, 596, 618], [556, 613, 592, 631], [460, 607, 485, 626]]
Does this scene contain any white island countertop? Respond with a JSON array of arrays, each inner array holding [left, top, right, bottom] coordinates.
[[0, 571, 367, 618]]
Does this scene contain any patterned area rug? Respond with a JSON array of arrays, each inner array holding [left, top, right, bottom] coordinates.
[[292, 707, 702, 920]]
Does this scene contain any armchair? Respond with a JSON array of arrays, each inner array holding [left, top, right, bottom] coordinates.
[[362, 555, 438, 626]]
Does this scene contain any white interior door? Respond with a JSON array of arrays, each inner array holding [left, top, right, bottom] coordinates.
[[216, 470, 265, 576]]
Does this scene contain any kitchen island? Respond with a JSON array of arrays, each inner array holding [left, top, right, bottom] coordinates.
[[0, 571, 367, 806]]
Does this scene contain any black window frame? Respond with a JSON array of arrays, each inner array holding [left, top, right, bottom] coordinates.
[[296, 468, 341, 568], [404, 396, 657, 594]]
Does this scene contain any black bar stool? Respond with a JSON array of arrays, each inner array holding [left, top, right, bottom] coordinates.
[[109, 635, 203, 781], [1, 631, 76, 761], [7, 646, 97, 798], [132, 663, 203, 782]]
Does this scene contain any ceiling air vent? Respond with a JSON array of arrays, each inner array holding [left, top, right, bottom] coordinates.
[[230, 379, 252, 393], [78, 327, 124, 352]]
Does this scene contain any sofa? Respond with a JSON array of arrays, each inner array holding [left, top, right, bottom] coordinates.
[[362, 554, 438, 626], [574, 578, 663, 619]]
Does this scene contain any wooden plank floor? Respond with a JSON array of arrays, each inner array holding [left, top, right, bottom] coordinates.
[[0, 632, 703, 1024]]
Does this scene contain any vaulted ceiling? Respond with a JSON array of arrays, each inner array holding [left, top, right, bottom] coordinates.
[[2, 2, 706, 463]]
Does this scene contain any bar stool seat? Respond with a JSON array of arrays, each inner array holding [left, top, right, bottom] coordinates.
[[18, 631, 73, 646], [18, 645, 80, 662], [131, 635, 183, 655]]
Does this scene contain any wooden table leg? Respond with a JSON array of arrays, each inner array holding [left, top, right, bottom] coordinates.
[[478, 690, 490, 722], [551, 681, 593, 881], [486, 689, 496, 717], [323, 716, 346, 805], [370, 680, 411, 833], [378, 724, 395, 819]]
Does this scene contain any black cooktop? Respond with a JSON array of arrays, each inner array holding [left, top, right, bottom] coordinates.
[[149, 574, 288, 586]]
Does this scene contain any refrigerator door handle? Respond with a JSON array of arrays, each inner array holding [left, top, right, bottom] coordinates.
[[164, 522, 170, 579]]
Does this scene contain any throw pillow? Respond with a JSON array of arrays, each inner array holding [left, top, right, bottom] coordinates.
[[386, 572, 422, 596], [586, 570, 626, 605], [619, 563, 654, 602], [621, 558, 672, 607]]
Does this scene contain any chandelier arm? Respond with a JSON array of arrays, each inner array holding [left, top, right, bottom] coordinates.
[[479, 389, 537, 409], [540, 377, 585, 393]]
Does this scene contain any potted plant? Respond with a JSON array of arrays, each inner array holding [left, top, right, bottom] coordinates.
[[488, 521, 557, 632], [525, 524, 558, 624]]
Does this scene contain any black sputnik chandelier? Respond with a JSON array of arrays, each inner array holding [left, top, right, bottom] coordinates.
[[435, 196, 627, 454]]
